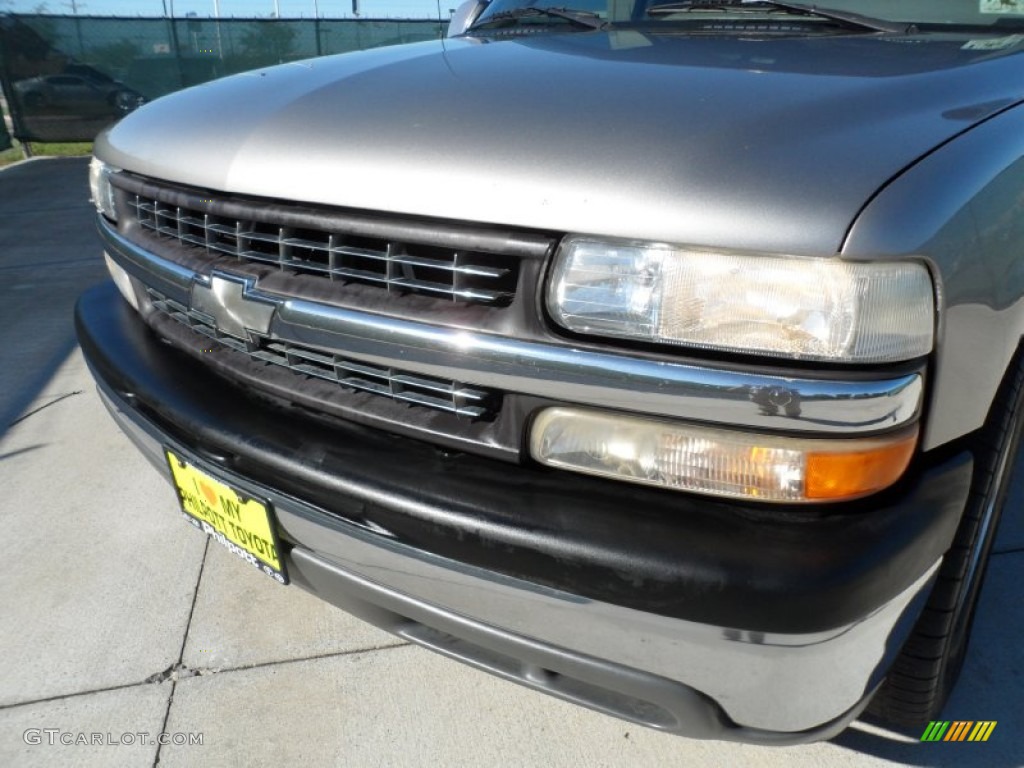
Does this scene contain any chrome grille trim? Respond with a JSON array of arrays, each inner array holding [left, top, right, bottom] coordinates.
[[129, 194, 520, 305], [147, 289, 500, 420], [101, 217, 924, 436]]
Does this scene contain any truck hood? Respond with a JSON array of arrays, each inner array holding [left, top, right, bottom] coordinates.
[[98, 30, 1024, 255]]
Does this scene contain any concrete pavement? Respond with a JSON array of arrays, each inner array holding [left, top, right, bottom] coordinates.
[[0, 158, 1020, 767]]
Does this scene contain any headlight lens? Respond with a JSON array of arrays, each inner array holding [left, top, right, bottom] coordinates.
[[89, 158, 119, 221], [531, 407, 918, 503], [547, 237, 934, 363]]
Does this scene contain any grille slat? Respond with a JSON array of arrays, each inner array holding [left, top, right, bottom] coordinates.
[[279, 258, 332, 274], [131, 193, 520, 306], [333, 245, 389, 262], [389, 275, 480, 297], [147, 289, 499, 421], [282, 237, 331, 252], [238, 229, 282, 245], [238, 249, 283, 265], [207, 242, 242, 257], [332, 359, 389, 379], [329, 266, 391, 285]]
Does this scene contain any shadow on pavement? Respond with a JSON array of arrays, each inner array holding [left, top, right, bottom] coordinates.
[[0, 157, 106, 441]]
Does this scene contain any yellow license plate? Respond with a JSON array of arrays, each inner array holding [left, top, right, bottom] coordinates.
[[165, 449, 287, 584]]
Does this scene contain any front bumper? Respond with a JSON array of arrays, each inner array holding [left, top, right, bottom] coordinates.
[[76, 282, 973, 743]]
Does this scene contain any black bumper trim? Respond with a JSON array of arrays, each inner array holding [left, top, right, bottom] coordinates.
[[76, 282, 973, 634]]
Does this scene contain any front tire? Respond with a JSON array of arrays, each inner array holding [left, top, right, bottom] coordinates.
[[868, 352, 1023, 726]]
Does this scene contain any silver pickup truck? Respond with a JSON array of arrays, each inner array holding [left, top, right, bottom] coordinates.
[[76, 0, 1024, 744]]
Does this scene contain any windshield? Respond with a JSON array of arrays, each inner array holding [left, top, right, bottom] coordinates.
[[471, 0, 1024, 31]]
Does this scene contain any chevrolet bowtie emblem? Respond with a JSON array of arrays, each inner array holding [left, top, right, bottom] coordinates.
[[190, 272, 276, 341]]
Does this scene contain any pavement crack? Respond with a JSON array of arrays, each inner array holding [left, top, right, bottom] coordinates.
[[0, 681, 147, 712], [143, 662, 204, 684], [144, 641, 412, 688], [188, 643, 411, 679], [154, 538, 209, 767], [8, 391, 83, 427]]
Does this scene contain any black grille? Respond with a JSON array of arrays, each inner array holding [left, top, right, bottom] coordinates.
[[148, 290, 500, 421], [128, 193, 521, 306]]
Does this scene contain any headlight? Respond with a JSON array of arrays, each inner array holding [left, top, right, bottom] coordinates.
[[89, 158, 119, 221], [546, 237, 934, 363], [531, 407, 918, 503]]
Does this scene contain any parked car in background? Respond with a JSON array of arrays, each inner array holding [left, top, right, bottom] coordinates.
[[77, 0, 1024, 743], [14, 71, 144, 116]]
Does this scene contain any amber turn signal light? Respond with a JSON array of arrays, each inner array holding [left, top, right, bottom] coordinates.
[[805, 429, 918, 500]]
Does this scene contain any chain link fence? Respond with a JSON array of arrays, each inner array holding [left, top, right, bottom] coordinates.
[[0, 13, 444, 143]]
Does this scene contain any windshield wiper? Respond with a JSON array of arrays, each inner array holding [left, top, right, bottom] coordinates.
[[646, 0, 910, 34], [468, 6, 608, 32]]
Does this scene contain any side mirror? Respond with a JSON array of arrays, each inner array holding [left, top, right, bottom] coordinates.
[[447, 0, 491, 37]]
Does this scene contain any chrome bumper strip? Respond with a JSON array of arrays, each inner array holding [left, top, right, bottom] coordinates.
[[100, 216, 923, 435]]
